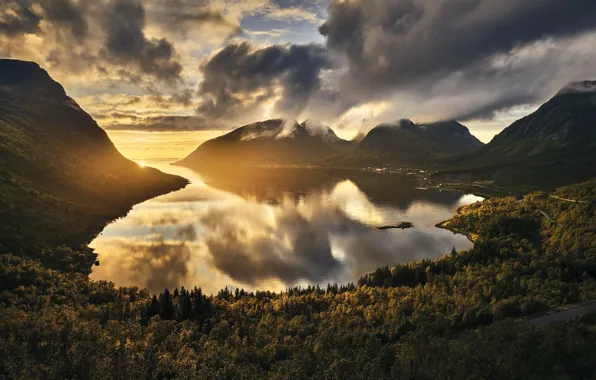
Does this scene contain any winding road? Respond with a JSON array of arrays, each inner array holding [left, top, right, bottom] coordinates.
[[529, 302, 596, 326], [539, 210, 555, 222], [514, 195, 595, 326], [549, 195, 587, 203]]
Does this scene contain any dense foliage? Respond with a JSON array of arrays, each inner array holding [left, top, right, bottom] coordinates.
[[2, 180, 596, 378]]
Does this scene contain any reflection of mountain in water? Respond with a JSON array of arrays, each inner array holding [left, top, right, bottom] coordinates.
[[90, 164, 479, 294], [196, 167, 345, 204], [195, 167, 463, 210]]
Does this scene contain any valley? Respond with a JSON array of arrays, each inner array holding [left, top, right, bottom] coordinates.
[[1, 58, 596, 379]]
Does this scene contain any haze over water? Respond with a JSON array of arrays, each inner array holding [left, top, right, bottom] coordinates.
[[90, 135, 482, 294]]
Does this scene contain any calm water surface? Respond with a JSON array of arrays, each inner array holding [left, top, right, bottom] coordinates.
[[90, 161, 482, 294]]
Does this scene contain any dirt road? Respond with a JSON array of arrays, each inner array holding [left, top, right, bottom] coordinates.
[[529, 302, 596, 326], [549, 195, 587, 203]]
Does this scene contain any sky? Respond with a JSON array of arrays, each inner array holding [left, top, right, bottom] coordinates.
[[2, 0, 596, 142]]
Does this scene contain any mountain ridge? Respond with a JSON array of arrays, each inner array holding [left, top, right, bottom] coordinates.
[[341, 119, 484, 166], [176, 119, 354, 170], [0, 59, 188, 260], [441, 81, 596, 189], [177, 118, 485, 171]]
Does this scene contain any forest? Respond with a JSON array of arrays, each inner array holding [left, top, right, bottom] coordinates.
[[1, 179, 596, 378]]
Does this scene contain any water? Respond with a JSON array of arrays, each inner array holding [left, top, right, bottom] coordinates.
[[90, 161, 482, 294]]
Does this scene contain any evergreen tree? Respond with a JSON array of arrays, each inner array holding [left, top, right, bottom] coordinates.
[[159, 289, 175, 320]]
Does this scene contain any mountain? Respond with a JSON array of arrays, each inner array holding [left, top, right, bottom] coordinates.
[[0, 59, 187, 258], [351, 131, 367, 143], [176, 119, 353, 170], [443, 81, 596, 189], [346, 119, 484, 165]]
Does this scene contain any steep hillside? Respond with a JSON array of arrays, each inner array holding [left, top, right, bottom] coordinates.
[[442, 81, 596, 189], [0, 59, 187, 259], [176, 119, 353, 170], [348, 119, 483, 165]]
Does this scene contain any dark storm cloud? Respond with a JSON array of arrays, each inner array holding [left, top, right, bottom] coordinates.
[[145, 0, 243, 41], [102, 0, 182, 83], [197, 42, 332, 120], [172, 9, 235, 27], [320, 0, 596, 119], [321, 0, 596, 88], [0, 2, 41, 36], [0, 0, 186, 84], [169, 89, 194, 106], [158, 9, 243, 37], [0, 0, 87, 39], [40, 0, 88, 41]]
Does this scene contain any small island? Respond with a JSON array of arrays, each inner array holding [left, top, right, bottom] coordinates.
[[376, 222, 414, 230]]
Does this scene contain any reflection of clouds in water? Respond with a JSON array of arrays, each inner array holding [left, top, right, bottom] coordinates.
[[94, 234, 195, 293], [91, 174, 478, 294], [129, 238, 192, 293], [198, 201, 353, 286], [333, 228, 471, 282], [177, 223, 197, 241], [457, 194, 485, 207]]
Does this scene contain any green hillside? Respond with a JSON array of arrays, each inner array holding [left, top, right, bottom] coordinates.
[[440, 84, 596, 190]]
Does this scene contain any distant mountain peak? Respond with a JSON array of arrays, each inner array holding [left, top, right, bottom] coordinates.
[[352, 119, 483, 165], [0, 59, 67, 99], [448, 80, 596, 188], [231, 119, 342, 143], [298, 120, 342, 143], [372, 119, 471, 134], [177, 118, 352, 169], [351, 131, 367, 142], [377, 119, 416, 129], [557, 80, 596, 96]]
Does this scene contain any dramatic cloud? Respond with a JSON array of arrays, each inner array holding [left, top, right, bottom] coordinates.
[[197, 42, 332, 122], [0, 2, 42, 36], [4, 0, 596, 134], [102, 0, 182, 83], [147, 1, 243, 39], [0, 0, 88, 39], [104, 115, 225, 132], [41, 0, 89, 41], [320, 0, 596, 120], [0, 0, 185, 85], [322, 0, 596, 90]]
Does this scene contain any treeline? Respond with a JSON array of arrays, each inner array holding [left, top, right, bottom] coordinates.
[[143, 287, 212, 326]]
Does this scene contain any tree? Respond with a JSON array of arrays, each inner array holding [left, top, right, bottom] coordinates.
[[159, 289, 175, 320]]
